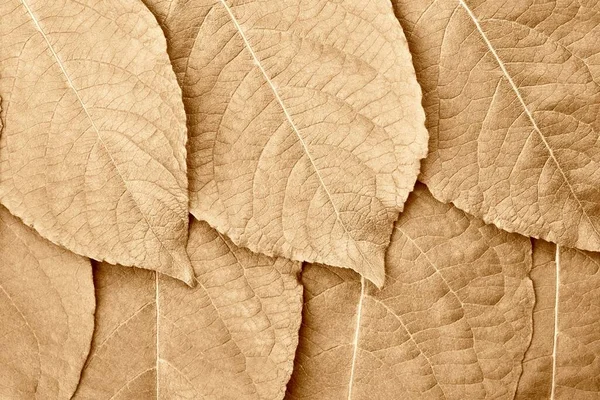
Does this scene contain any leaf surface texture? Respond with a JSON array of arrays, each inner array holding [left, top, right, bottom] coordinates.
[[286, 185, 534, 399], [0, 205, 95, 399], [142, 0, 429, 286], [393, 0, 600, 251], [0, 0, 193, 284], [516, 241, 600, 398], [73, 219, 303, 399]]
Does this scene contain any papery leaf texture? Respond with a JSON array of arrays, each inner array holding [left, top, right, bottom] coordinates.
[[73, 218, 303, 399], [142, 0, 429, 287], [286, 184, 534, 399], [393, 0, 600, 251], [0, 205, 95, 399], [0, 0, 194, 284], [516, 240, 600, 399]]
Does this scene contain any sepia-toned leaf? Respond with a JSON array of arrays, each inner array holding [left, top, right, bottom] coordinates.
[[142, 0, 429, 287], [516, 241, 600, 399], [73, 218, 302, 399], [286, 184, 534, 399], [0, 205, 95, 399], [0, 0, 194, 284], [393, 0, 600, 252]]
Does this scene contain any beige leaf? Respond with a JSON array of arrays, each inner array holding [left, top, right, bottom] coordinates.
[[516, 241, 600, 399], [286, 184, 534, 399], [393, 0, 600, 251], [74, 218, 302, 399], [0, 0, 194, 284], [142, 0, 429, 287], [0, 205, 95, 399]]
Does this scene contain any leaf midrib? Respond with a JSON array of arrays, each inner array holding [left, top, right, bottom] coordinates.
[[550, 245, 560, 400], [347, 276, 365, 400]]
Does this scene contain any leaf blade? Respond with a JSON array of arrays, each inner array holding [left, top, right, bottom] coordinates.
[[0, 0, 194, 284], [393, 0, 600, 252], [0, 205, 95, 399]]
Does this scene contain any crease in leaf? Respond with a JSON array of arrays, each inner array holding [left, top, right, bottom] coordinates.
[[0, 0, 194, 284], [143, 0, 429, 287]]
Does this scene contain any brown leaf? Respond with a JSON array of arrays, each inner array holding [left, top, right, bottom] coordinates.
[[0, 0, 194, 284], [0, 205, 95, 399], [286, 184, 534, 399], [516, 241, 600, 398], [74, 218, 302, 399], [393, 0, 600, 252], [142, 0, 429, 287]]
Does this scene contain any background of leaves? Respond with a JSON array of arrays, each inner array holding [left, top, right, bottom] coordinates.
[[1, 0, 599, 398]]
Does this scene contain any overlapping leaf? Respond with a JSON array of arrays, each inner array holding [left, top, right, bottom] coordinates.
[[516, 241, 600, 398], [142, 0, 429, 287], [74, 219, 302, 399], [286, 185, 534, 399], [4, 0, 600, 398], [394, 0, 600, 251], [0, 0, 193, 284], [0, 205, 95, 399]]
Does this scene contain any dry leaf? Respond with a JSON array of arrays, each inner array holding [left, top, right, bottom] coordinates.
[[0, 0, 194, 284], [393, 0, 600, 251], [142, 0, 429, 287], [74, 218, 302, 399], [0, 205, 95, 399], [286, 184, 534, 399], [516, 241, 600, 398]]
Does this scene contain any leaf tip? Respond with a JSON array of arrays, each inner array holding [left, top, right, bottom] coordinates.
[[168, 247, 197, 287], [181, 265, 197, 288], [367, 270, 385, 290]]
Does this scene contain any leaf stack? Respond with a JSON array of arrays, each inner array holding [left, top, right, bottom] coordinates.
[[1, 0, 600, 398]]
